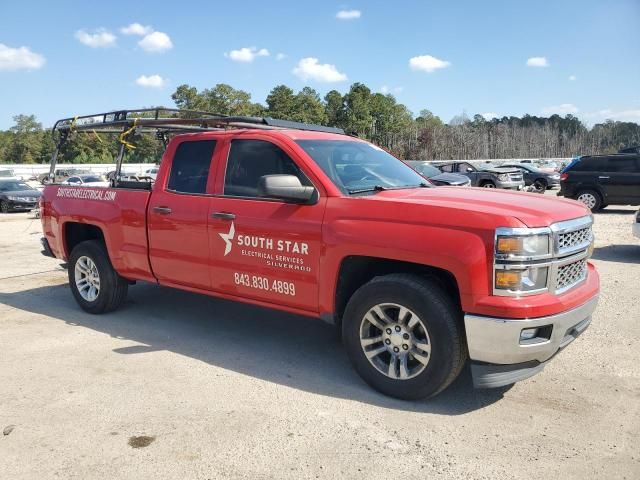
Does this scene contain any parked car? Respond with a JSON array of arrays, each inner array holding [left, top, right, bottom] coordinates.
[[502, 163, 561, 192], [39, 168, 91, 184], [0, 179, 42, 213], [40, 107, 599, 400], [633, 209, 640, 240], [404, 161, 471, 186], [145, 167, 159, 181], [62, 174, 110, 187], [435, 162, 524, 189], [558, 153, 640, 210]]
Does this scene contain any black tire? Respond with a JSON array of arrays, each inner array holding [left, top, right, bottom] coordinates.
[[576, 189, 603, 211], [68, 240, 128, 314], [533, 178, 547, 193], [342, 274, 467, 400], [480, 181, 496, 188], [0, 200, 10, 213]]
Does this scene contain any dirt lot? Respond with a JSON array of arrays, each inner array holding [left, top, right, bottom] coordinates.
[[1, 199, 639, 479]]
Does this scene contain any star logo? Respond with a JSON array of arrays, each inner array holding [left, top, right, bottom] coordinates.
[[219, 221, 235, 256]]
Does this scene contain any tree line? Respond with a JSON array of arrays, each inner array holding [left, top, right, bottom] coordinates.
[[1, 82, 639, 164]]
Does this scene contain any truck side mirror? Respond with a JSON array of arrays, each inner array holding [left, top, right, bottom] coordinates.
[[466, 167, 474, 173], [258, 175, 316, 204]]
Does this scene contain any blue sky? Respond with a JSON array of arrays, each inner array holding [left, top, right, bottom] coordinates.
[[1, 0, 639, 129]]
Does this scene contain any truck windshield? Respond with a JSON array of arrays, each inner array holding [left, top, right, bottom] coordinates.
[[296, 140, 427, 194]]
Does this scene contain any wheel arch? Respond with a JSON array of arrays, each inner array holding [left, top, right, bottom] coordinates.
[[63, 222, 107, 258], [330, 256, 461, 326]]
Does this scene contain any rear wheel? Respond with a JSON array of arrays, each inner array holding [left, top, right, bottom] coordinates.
[[342, 274, 467, 400], [68, 240, 128, 314], [576, 189, 602, 211]]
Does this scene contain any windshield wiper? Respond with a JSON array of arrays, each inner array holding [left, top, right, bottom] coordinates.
[[347, 185, 388, 194], [347, 183, 429, 195]]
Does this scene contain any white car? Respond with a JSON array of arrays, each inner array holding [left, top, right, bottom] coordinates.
[[145, 167, 159, 181], [634, 209, 640, 240], [62, 174, 110, 187]]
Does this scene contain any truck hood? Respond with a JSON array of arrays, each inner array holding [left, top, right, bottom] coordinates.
[[429, 172, 470, 186], [368, 186, 589, 228]]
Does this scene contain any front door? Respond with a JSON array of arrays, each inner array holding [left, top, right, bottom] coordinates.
[[208, 138, 325, 313], [148, 139, 217, 290]]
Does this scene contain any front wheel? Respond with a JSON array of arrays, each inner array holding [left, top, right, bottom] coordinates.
[[481, 182, 496, 188], [68, 240, 128, 314], [342, 274, 467, 400], [0, 200, 10, 213], [533, 179, 547, 193]]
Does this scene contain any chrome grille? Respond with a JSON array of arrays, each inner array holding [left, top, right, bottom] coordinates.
[[508, 172, 523, 181], [558, 226, 591, 251], [556, 258, 587, 292]]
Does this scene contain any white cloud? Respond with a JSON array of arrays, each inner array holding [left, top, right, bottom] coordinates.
[[568, 75, 577, 81], [409, 54, 451, 73], [526, 56, 549, 67], [0, 44, 45, 71], [135, 74, 166, 88], [138, 31, 173, 53], [336, 9, 361, 20], [380, 85, 403, 94], [292, 57, 347, 82], [481, 112, 498, 120], [75, 29, 117, 48], [583, 108, 640, 123], [121, 23, 153, 36], [541, 103, 579, 115], [275, 53, 287, 61], [225, 47, 270, 63]]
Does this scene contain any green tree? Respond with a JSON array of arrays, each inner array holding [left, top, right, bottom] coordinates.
[[292, 87, 327, 124], [343, 83, 373, 136], [266, 85, 296, 119], [324, 90, 345, 128]]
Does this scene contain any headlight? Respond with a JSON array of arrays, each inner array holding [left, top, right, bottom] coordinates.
[[495, 231, 551, 260], [495, 266, 549, 293], [498, 174, 509, 181]]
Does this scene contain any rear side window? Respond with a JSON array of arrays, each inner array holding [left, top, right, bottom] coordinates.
[[571, 157, 609, 172], [571, 155, 639, 173], [439, 164, 454, 173], [224, 139, 311, 198], [604, 156, 639, 173], [167, 140, 216, 194]]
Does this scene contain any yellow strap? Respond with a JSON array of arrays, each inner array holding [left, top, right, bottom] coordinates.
[[118, 118, 138, 151], [69, 116, 78, 132], [91, 129, 104, 144]]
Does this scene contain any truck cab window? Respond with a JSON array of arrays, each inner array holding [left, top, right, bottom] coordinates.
[[224, 139, 311, 198], [167, 140, 216, 194]]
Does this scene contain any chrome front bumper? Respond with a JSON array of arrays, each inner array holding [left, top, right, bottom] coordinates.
[[465, 295, 598, 388]]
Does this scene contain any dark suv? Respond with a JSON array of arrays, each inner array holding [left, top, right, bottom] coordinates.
[[558, 154, 640, 210]]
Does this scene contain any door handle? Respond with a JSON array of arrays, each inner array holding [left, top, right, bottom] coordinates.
[[153, 206, 172, 215], [598, 176, 610, 179], [211, 211, 236, 220]]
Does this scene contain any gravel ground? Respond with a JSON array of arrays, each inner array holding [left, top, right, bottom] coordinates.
[[0, 197, 638, 479]]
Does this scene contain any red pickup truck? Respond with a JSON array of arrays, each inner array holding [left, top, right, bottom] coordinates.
[[40, 109, 599, 399]]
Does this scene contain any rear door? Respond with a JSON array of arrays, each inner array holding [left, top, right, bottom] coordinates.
[[148, 138, 218, 290], [208, 136, 325, 313], [601, 155, 640, 202]]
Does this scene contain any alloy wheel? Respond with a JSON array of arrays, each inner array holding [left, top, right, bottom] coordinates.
[[74, 255, 101, 302], [359, 303, 431, 380]]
